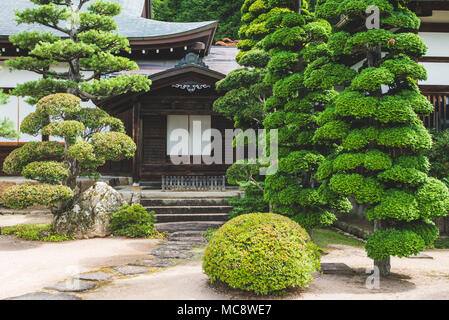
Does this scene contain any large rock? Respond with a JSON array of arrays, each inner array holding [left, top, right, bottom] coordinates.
[[53, 182, 123, 239]]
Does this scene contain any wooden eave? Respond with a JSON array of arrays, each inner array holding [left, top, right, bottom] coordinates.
[[0, 21, 218, 56], [127, 22, 218, 54], [98, 64, 225, 112]]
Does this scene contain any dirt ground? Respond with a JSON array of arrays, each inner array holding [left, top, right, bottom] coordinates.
[[0, 235, 161, 299], [80, 244, 449, 300], [0, 214, 53, 227], [1, 212, 448, 300]]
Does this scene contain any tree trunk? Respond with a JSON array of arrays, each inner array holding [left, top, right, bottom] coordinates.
[[375, 257, 391, 277], [374, 220, 391, 276]]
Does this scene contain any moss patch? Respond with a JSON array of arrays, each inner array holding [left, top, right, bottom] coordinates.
[[434, 237, 449, 249], [0, 224, 73, 242], [312, 228, 364, 249]]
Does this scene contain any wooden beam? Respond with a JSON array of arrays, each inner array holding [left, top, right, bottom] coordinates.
[[420, 23, 449, 32], [132, 100, 142, 184], [420, 56, 449, 63]]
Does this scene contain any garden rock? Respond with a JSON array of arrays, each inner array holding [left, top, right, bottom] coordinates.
[[4, 292, 80, 300], [74, 271, 112, 281], [52, 182, 123, 239], [130, 259, 174, 268], [151, 248, 194, 259], [321, 263, 355, 275], [111, 265, 149, 275], [45, 279, 96, 292]]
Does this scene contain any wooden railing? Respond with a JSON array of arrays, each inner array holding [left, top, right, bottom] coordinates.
[[162, 175, 226, 191], [421, 94, 449, 132]]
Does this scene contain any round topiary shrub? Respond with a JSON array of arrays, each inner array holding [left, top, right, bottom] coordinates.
[[202, 213, 321, 295]]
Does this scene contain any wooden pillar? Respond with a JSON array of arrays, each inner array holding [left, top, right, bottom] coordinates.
[[132, 99, 142, 184], [142, 0, 152, 19]]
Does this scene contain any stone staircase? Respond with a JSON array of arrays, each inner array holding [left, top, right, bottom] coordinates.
[[141, 190, 240, 241]]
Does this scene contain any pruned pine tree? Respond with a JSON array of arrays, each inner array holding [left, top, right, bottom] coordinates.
[[213, 0, 303, 216], [2, 93, 136, 213], [6, 0, 151, 105], [314, 0, 449, 275], [262, 0, 353, 232]]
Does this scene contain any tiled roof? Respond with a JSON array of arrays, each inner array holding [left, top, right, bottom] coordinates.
[[0, 0, 216, 39], [111, 46, 239, 77]]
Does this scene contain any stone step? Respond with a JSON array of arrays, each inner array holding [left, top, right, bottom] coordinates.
[[140, 190, 241, 199], [169, 230, 205, 238], [155, 213, 229, 223], [147, 205, 232, 214], [167, 236, 207, 244], [141, 198, 230, 206], [155, 221, 225, 233]]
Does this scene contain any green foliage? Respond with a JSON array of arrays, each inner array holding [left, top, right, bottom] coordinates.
[[366, 189, 419, 221], [0, 118, 18, 140], [203, 227, 218, 241], [22, 161, 71, 184], [91, 131, 136, 161], [153, 0, 244, 41], [365, 229, 426, 261], [3, 141, 65, 175], [329, 173, 384, 204], [228, 186, 268, 218], [426, 130, 449, 183], [42, 120, 85, 139], [226, 160, 269, 217], [1, 183, 73, 209], [415, 178, 449, 220], [312, 228, 364, 249], [261, 3, 351, 231], [350, 67, 395, 92], [109, 204, 163, 239], [399, 220, 439, 248], [314, 0, 448, 265], [203, 213, 321, 295], [2, 93, 136, 211], [0, 224, 72, 242], [7, 0, 151, 102]]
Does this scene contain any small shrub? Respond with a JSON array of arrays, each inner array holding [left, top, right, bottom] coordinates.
[[203, 213, 321, 295], [109, 204, 163, 238], [1, 224, 72, 242], [426, 130, 449, 185], [203, 228, 218, 241]]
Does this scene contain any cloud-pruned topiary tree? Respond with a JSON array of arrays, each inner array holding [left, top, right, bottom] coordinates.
[[214, 0, 302, 216], [314, 0, 449, 275], [2, 93, 136, 213], [6, 0, 151, 105], [261, 1, 354, 232]]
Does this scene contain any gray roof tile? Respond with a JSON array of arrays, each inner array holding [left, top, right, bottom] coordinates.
[[0, 0, 216, 39]]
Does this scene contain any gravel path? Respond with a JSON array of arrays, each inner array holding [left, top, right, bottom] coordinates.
[[0, 235, 160, 299], [80, 244, 449, 300]]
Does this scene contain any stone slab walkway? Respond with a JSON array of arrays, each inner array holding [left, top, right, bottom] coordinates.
[[2, 228, 207, 300], [0, 236, 160, 299]]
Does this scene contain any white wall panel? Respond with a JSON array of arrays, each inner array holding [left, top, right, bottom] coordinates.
[[419, 62, 449, 85], [190, 115, 211, 156], [419, 33, 449, 57], [0, 95, 19, 143]]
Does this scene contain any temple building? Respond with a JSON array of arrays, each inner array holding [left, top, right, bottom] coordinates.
[[0, 0, 239, 188], [0, 0, 447, 190]]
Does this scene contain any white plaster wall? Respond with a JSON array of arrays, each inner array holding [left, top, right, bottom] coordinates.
[[419, 62, 449, 86], [419, 32, 449, 57], [0, 61, 96, 143]]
